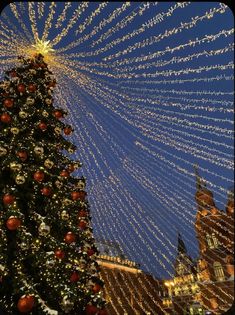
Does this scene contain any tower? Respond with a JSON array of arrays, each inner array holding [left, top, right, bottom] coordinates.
[[194, 166, 234, 313]]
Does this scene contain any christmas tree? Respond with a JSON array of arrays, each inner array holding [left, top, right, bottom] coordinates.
[[0, 54, 106, 315]]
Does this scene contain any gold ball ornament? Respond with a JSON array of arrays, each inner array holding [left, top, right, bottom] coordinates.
[[0, 147, 7, 156], [19, 111, 28, 119], [54, 127, 61, 135], [10, 127, 20, 135], [44, 159, 54, 169], [15, 174, 26, 185], [42, 110, 49, 117], [34, 146, 44, 155], [61, 210, 69, 220], [55, 180, 63, 188], [10, 162, 22, 171], [45, 98, 52, 105], [26, 96, 35, 105], [38, 222, 50, 236]]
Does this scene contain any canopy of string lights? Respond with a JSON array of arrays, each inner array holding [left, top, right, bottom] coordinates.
[[0, 1, 233, 284]]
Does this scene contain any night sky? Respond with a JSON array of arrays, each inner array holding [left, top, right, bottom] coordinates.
[[0, 2, 234, 279]]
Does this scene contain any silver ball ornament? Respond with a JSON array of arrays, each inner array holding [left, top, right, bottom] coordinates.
[[19, 111, 28, 119], [44, 159, 54, 169], [61, 210, 69, 220], [0, 147, 7, 157], [10, 127, 20, 135], [26, 96, 35, 105], [34, 146, 44, 155], [15, 174, 26, 185]]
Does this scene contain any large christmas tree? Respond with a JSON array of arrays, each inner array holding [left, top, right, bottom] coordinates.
[[0, 54, 106, 315]]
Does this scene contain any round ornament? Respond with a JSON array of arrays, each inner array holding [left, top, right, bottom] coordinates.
[[55, 180, 63, 188], [70, 272, 79, 282], [41, 186, 52, 196], [3, 98, 14, 108], [92, 283, 101, 294], [0, 147, 7, 156], [28, 83, 36, 92], [64, 232, 76, 244], [60, 170, 69, 178], [15, 174, 26, 185], [78, 221, 87, 230], [86, 305, 98, 315], [42, 110, 49, 117], [64, 126, 72, 135], [38, 122, 47, 131], [10, 162, 22, 171], [17, 151, 28, 162], [44, 159, 54, 169], [17, 295, 35, 313], [18, 111, 28, 119], [61, 210, 69, 220], [6, 216, 21, 230], [17, 84, 26, 93], [38, 222, 50, 236], [3, 194, 15, 205], [53, 110, 63, 119], [45, 98, 52, 105], [46, 258, 56, 268], [70, 191, 80, 201], [33, 170, 45, 182], [54, 127, 61, 135], [34, 146, 44, 155], [1, 113, 11, 123], [10, 127, 20, 135], [55, 249, 65, 259], [26, 96, 35, 105]]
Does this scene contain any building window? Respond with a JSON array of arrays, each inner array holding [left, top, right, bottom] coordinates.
[[213, 262, 225, 281], [211, 233, 219, 248], [206, 233, 218, 249]]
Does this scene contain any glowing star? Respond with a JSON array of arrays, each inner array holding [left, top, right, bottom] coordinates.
[[32, 39, 55, 55]]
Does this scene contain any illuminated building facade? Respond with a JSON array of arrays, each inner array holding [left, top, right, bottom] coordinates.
[[194, 168, 234, 314]]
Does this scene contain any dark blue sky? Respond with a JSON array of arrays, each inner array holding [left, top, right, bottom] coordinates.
[[0, 2, 234, 278]]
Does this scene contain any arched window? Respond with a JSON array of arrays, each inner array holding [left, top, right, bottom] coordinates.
[[206, 233, 219, 249], [213, 262, 225, 281], [206, 234, 213, 248], [211, 233, 219, 248]]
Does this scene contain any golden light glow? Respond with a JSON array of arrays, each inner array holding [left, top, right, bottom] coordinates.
[[32, 39, 55, 55]]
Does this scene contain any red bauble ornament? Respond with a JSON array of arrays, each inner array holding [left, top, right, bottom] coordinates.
[[28, 83, 37, 92], [60, 170, 69, 178], [1, 113, 11, 123], [92, 284, 101, 294], [87, 248, 95, 256], [6, 217, 21, 230], [53, 111, 63, 119], [86, 305, 98, 315], [41, 187, 52, 196], [78, 210, 88, 218], [64, 126, 72, 135], [33, 171, 45, 182], [55, 249, 65, 259], [17, 151, 28, 162], [70, 272, 79, 282], [17, 84, 26, 93], [71, 191, 86, 201], [17, 295, 35, 313], [38, 122, 47, 131], [78, 220, 87, 230], [3, 98, 14, 108], [71, 191, 80, 200], [3, 194, 15, 205], [64, 232, 76, 244]]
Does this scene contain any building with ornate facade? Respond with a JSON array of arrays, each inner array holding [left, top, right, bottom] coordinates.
[[96, 169, 234, 314]]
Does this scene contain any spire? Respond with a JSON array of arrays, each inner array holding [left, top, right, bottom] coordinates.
[[194, 164, 204, 190], [177, 233, 187, 255]]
